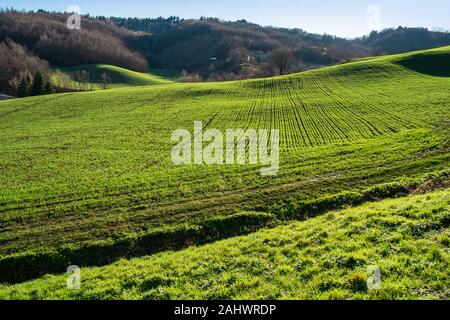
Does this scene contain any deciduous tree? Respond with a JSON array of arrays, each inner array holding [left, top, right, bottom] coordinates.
[[268, 47, 296, 75], [99, 73, 112, 90]]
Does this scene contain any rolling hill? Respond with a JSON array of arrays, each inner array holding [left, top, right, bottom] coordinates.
[[52, 64, 177, 89], [115, 16, 450, 76], [0, 46, 449, 295]]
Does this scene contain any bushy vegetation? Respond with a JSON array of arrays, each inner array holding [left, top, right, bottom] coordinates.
[[0, 47, 449, 288], [1, 190, 448, 299]]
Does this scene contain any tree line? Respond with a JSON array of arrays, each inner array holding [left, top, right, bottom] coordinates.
[[0, 38, 52, 95], [115, 17, 450, 80], [16, 70, 54, 97], [0, 10, 148, 71]]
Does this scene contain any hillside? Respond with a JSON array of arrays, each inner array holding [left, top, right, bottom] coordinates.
[[114, 17, 450, 75], [360, 27, 450, 54], [1, 190, 448, 299], [0, 46, 449, 287], [121, 18, 369, 76], [52, 64, 177, 89], [0, 10, 151, 95], [0, 11, 147, 71]]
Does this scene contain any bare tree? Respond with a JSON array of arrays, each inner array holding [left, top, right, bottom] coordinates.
[[99, 73, 112, 90], [0, 11, 149, 72], [268, 47, 296, 75], [80, 70, 90, 91], [257, 64, 277, 78], [179, 70, 203, 83]]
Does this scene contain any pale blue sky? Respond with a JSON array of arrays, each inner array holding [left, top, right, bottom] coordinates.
[[1, 0, 449, 38]]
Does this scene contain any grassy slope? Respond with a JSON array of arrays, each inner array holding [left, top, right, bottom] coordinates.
[[1, 190, 448, 300], [0, 46, 449, 281], [52, 64, 176, 88]]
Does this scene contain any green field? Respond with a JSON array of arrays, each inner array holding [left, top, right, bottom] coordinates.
[[1, 190, 448, 299], [0, 46, 449, 296], [52, 64, 177, 89]]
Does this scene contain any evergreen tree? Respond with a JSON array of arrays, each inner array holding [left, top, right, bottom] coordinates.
[[30, 71, 44, 96], [43, 81, 54, 95], [17, 77, 29, 97]]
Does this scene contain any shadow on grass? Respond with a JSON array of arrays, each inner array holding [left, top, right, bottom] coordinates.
[[0, 212, 274, 284], [395, 52, 450, 77], [1, 170, 448, 285]]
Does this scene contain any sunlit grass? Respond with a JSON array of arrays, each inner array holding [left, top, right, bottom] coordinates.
[[1, 190, 448, 300], [0, 46, 448, 291]]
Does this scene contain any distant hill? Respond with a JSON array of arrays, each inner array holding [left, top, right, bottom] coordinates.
[[2, 9, 450, 93], [112, 17, 450, 76], [117, 17, 372, 75], [360, 27, 450, 54]]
